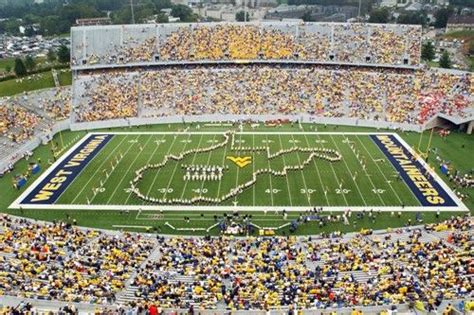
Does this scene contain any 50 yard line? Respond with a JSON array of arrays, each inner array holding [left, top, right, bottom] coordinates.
[[198, 134, 218, 198]]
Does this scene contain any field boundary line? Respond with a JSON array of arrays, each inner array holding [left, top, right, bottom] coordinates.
[[18, 204, 466, 212], [88, 131, 398, 135]]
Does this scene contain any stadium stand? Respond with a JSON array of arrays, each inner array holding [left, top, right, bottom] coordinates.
[[72, 65, 472, 126], [0, 87, 71, 173], [0, 214, 472, 312], [71, 22, 422, 67]]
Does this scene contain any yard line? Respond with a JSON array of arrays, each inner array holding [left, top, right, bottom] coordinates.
[[163, 134, 193, 200], [301, 133, 330, 206], [124, 134, 168, 204], [252, 133, 256, 206], [339, 134, 387, 205], [314, 133, 349, 206], [90, 134, 141, 204], [215, 134, 229, 200], [276, 134, 294, 207], [198, 134, 218, 198], [71, 135, 129, 204], [143, 134, 179, 204], [233, 133, 243, 204], [106, 135, 154, 204], [328, 134, 368, 207], [355, 135, 406, 205], [264, 135, 275, 207], [178, 134, 204, 200], [289, 134, 312, 206]]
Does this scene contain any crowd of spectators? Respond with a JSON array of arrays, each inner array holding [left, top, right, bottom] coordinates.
[[72, 23, 421, 67], [0, 214, 471, 313], [74, 72, 138, 122], [38, 88, 72, 121], [0, 215, 155, 305], [0, 87, 72, 156], [0, 215, 474, 310], [74, 65, 472, 125], [127, 216, 472, 311], [0, 103, 41, 143]]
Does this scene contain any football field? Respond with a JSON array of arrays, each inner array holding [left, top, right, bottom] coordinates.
[[11, 130, 466, 212]]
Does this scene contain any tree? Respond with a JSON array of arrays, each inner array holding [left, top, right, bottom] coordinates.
[[434, 8, 453, 28], [47, 48, 56, 62], [24, 55, 36, 72], [398, 11, 427, 25], [156, 12, 169, 23], [439, 50, 452, 68], [5, 65, 11, 73], [421, 41, 435, 61], [235, 10, 250, 22], [368, 8, 389, 23], [171, 4, 196, 22], [14, 58, 27, 77], [57, 45, 70, 64]]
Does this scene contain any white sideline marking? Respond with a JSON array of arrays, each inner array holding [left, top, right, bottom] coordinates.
[[13, 204, 466, 212], [112, 225, 153, 229], [9, 131, 469, 212]]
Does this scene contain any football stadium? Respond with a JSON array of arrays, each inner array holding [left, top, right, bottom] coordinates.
[[0, 22, 473, 313]]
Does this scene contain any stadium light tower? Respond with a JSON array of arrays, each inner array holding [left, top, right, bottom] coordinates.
[[131, 0, 136, 24], [358, 0, 362, 19]]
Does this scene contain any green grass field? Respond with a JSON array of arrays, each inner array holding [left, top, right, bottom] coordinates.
[[2, 123, 472, 235], [51, 132, 423, 208]]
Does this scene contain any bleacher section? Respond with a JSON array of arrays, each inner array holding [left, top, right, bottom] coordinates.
[[0, 214, 472, 312], [71, 22, 422, 68]]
